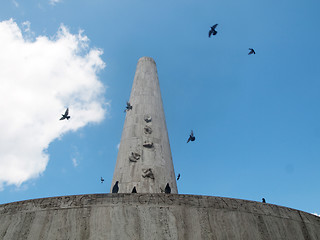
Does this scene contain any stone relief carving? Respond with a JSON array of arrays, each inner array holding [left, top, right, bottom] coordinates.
[[143, 141, 153, 148], [144, 125, 152, 134], [129, 152, 141, 162], [144, 115, 152, 123], [142, 168, 155, 179]]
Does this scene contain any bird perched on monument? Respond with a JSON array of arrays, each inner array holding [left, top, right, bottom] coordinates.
[[112, 181, 119, 193], [165, 183, 171, 194], [262, 198, 266, 203], [124, 101, 132, 112], [187, 130, 196, 143], [177, 173, 180, 181], [132, 187, 137, 193], [209, 24, 218, 37], [248, 48, 255, 55], [59, 108, 70, 120], [100, 177, 104, 183]]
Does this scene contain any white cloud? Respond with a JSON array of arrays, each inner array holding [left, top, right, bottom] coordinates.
[[313, 213, 320, 217], [0, 19, 106, 189], [49, 0, 62, 5], [72, 158, 78, 167]]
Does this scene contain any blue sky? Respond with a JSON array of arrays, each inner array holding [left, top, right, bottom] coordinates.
[[0, 0, 319, 216]]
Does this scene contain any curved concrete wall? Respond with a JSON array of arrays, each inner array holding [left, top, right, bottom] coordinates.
[[0, 194, 319, 240]]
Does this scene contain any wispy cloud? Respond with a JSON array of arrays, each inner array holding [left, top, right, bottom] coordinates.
[[72, 158, 78, 167], [117, 143, 120, 150], [49, 0, 62, 6], [21, 21, 31, 32], [0, 19, 106, 190], [12, 0, 19, 7], [313, 213, 320, 217]]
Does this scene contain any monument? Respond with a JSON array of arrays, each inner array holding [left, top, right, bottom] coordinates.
[[0, 57, 319, 239], [111, 57, 177, 194]]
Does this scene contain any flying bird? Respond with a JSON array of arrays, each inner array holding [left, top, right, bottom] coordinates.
[[177, 174, 180, 181], [112, 181, 119, 193], [59, 108, 70, 120], [248, 48, 255, 55], [187, 130, 196, 143], [100, 177, 104, 183], [165, 183, 171, 194], [209, 24, 218, 37], [132, 186, 137, 193], [124, 101, 132, 112]]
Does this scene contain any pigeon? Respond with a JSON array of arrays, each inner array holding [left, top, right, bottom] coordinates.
[[165, 183, 171, 194], [112, 181, 119, 193], [59, 108, 70, 120], [209, 24, 218, 38], [262, 198, 266, 203], [100, 177, 104, 183], [177, 173, 180, 181], [248, 48, 255, 55], [124, 101, 133, 112], [132, 186, 137, 193], [187, 130, 196, 143]]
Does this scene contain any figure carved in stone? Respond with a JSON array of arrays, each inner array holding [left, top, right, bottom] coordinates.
[[165, 183, 171, 194], [144, 115, 152, 123], [112, 181, 119, 193], [144, 126, 152, 134], [142, 168, 155, 179], [143, 141, 153, 148], [129, 152, 141, 162]]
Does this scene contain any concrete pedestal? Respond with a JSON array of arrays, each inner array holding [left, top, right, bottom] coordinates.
[[1, 194, 319, 240]]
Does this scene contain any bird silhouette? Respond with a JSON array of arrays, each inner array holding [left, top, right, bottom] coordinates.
[[187, 130, 196, 143], [248, 48, 255, 55], [209, 24, 218, 37], [132, 186, 137, 193], [100, 177, 104, 183], [177, 174, 180, 181], [124, 101, 132, 112], [165, 183, 171, 194], [112, 181, 119, 193], [262, 198, 266, 203], [59, 108, 70, 120]]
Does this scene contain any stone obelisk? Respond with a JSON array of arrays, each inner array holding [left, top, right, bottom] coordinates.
[[111, 57, 177, 193]]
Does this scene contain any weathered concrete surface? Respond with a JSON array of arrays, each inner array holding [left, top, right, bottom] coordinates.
[[1, 194, 319, 240], [112, 57, 177, 193]]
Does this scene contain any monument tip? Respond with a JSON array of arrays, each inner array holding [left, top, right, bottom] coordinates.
[[138, 56, 156, 64]]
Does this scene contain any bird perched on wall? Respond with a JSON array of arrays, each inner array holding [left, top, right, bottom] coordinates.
[[112, 181, 119, 193], [132, 186, 137, 193], [100, 177, 104, 183], [209, 24, 218, 37], [262, 198, 266, 203], [124, 101, 132, 112], [248, 48, 256, 55], [187, 130, 196, 143], [165, 183, 171, 194], [177, 173, 180, 181], [59, 108, 70, 120]]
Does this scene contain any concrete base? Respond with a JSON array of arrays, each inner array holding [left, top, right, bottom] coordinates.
[[0, 194, 319, 240]]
